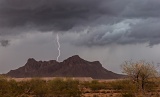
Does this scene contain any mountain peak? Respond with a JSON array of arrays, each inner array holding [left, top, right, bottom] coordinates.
[[63, 55, 85, 63], [65, 55, 83, 61], [6, 55, 124, 79], [27, 58, 37, 63], [69, 55, 81, 59]]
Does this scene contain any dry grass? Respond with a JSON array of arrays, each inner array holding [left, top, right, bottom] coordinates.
[[8, 77, 93, 82]]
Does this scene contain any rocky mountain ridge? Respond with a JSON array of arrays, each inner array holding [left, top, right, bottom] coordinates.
[[7, 55, 124, 79]]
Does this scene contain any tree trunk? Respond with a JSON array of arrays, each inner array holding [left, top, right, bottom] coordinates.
[[141, 80, 145, 94]]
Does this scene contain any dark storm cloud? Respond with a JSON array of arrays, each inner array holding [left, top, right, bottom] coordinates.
[[0, 0, 113, 33], [122, 0, 160, 18], [0, 0, 160, 47], [70, 18, 160, 47], [0, 40, 10, 47], [128, 18, 160, 46]]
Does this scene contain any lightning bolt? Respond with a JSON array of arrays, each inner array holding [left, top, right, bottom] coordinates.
[[56, 33, 61, 62]]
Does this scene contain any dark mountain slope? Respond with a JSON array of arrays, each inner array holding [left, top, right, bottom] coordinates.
[[7, 55, 124, 79]]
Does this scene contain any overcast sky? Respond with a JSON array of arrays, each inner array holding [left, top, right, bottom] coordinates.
[[0, 0, 160, 74]]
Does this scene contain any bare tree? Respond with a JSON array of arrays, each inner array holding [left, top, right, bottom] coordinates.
[[121, 60, 158, 92]]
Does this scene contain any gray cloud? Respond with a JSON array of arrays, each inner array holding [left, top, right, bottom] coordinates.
[[122, 0, 160, 18], [128, 18, 160, 46], [0, 0, 160, 47], [0, 40, 10, 47], [63, 18, 160, 47], [0, 0, 112, 33]]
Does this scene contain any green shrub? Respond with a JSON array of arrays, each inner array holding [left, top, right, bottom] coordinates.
[[0, 78, 10, 97], [12, 78, 48, 97], [0, 78, 81, 97], [48, 78, 82, 97], [28, 78, 48, 97], [0, 78, 24, 97], [8, 80, 23, 96]]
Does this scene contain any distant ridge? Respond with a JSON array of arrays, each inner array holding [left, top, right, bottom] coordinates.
[[6, 55, 124, 79]]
